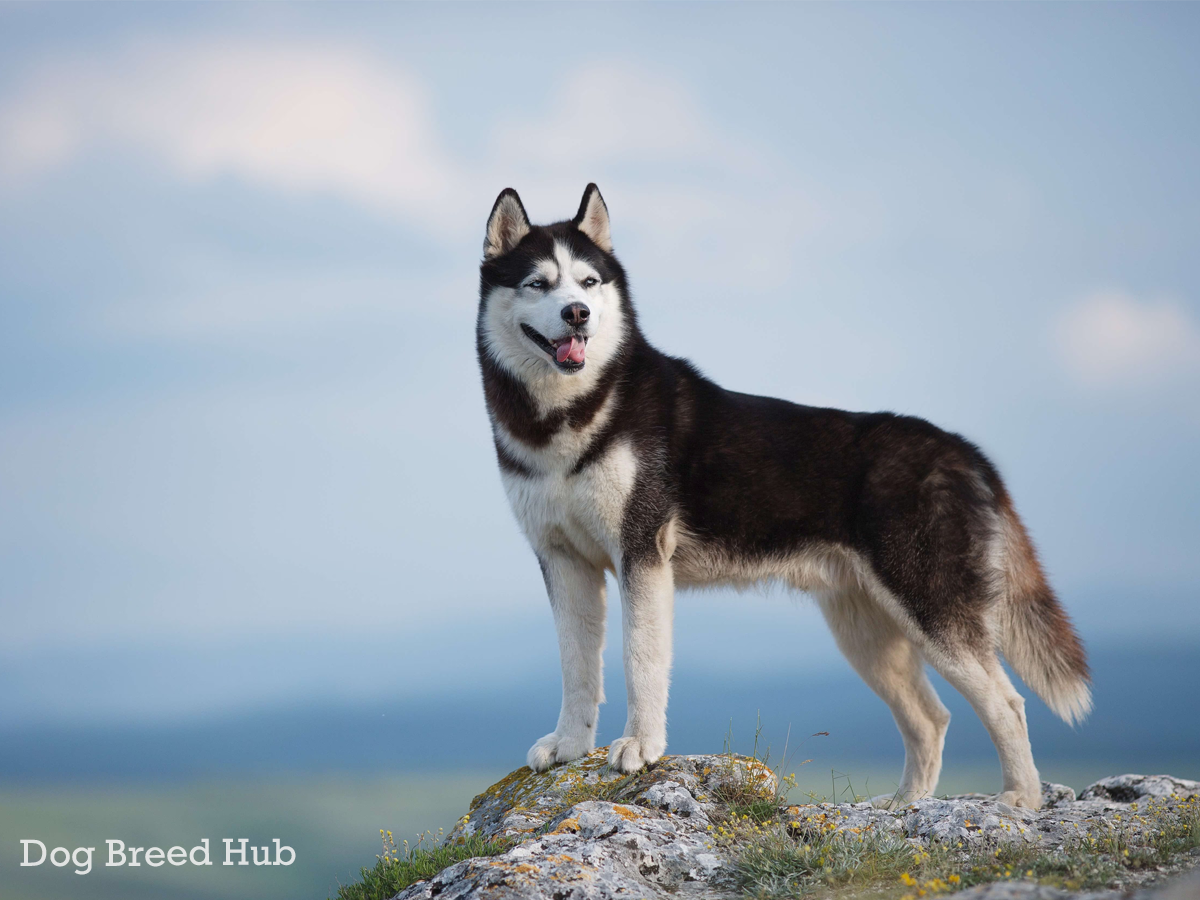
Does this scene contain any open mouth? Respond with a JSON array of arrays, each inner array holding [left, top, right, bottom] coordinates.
[[521, 324, 588, 372]]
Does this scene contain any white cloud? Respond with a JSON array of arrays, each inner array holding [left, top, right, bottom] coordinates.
[[0, 45, 759, 219], [0, 41, 835, 286], [1056, 290, 1200, 388], [0, 38, 467, 228], [0, 34, 885, 369]]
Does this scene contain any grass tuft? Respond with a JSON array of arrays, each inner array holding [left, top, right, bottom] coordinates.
[[733, 792, 1200, 899], [738, 822, 919, 894], [330, 828, 510, 900], [710, 713, 811, 825]]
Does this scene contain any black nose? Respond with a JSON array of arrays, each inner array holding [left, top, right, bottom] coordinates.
[[561, 303, 590, 326]]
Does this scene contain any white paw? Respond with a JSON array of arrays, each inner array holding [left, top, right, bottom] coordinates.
[[871, 788, 930, 809], [607, 735, 664, 773], [526, 732, 593, 772], [995, 789, 1042, 810]]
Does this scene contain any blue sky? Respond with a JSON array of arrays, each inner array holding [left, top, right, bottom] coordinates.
[[1, 3, 1198, 725]]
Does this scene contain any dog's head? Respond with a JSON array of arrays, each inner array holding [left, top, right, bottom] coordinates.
[[478, 184, 630, 390]]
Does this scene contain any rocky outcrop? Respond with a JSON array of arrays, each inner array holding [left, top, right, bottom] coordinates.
[[1080, 775, 1200, 804], [392, 750, 1200, 900]]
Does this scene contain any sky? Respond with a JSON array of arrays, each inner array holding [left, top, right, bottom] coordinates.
[[1, 2, 1198, 728]]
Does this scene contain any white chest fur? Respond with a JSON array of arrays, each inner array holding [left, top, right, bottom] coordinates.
[[498, 421, 638, 571]]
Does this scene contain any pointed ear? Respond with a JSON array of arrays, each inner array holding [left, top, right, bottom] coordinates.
[[573, 183, 612, 252], [483, 188, 531, 259]]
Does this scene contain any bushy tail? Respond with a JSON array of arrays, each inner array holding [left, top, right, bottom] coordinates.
[[995, 495, 1092, 726]]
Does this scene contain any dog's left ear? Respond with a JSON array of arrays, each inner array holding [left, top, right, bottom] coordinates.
[[573, 183, 612, 252]]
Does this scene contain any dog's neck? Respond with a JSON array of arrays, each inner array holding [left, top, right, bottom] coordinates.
[[478, 338, 628, 450]]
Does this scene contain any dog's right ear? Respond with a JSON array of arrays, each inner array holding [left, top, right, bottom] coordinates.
[[483, 188, 531, 260], [573, 183, 612, 252]]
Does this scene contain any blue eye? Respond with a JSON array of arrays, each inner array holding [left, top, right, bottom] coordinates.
[[582, 277, 599, 288], [527, 279, 547, 290]]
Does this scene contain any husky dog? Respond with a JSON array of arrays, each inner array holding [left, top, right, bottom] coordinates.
[[477, 184, 1090, 809]]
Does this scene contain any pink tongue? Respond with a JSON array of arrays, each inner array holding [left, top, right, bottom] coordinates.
[[557, 337, 586, 364]]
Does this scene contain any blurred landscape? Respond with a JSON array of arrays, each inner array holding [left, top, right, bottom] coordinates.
[[4, 637, 1199, 782]]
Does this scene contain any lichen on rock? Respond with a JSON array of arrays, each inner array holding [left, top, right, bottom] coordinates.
[[450, 748, 774, 842], [391, 755, 1200, 900]]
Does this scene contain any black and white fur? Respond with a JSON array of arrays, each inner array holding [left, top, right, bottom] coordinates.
[[477, 185, 1091, 809]]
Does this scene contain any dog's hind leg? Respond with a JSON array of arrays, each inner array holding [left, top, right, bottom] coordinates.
[[921, 641, 1043, 809], [527, 547, 608, 772], [817, 587, 951, 808]]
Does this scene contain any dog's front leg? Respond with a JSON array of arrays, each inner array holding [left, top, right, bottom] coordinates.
[[609, 559, 674, 773], [527, 547, 607, 772]]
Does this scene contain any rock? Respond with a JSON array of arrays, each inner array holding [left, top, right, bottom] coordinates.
[[452, 750, 774, 841], [399, 799, 728, 900], [391, 753, 1200, 900], [1042, 782, 1077, 809], [1080, 774, 1200, 804], [782, 776, 1159, 851]]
